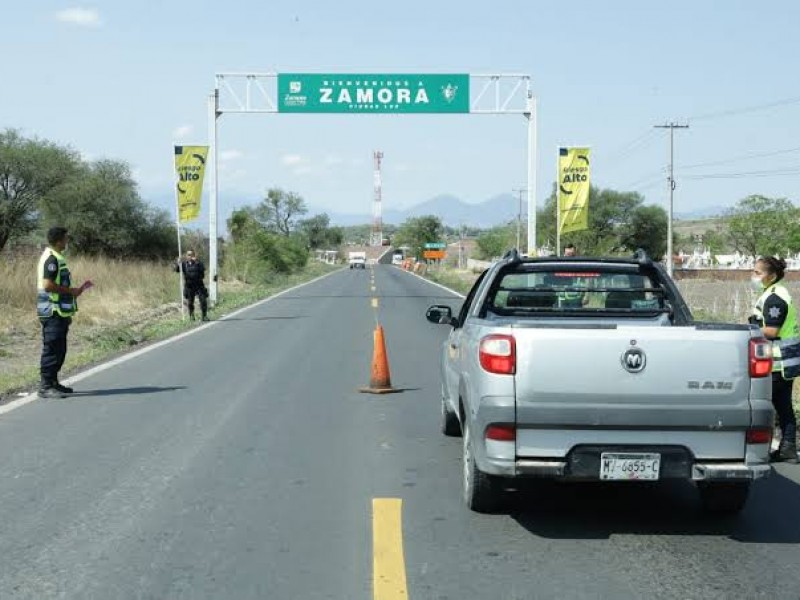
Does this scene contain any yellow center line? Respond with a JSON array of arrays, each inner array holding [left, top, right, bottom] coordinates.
[[373, 498, 409, 600]]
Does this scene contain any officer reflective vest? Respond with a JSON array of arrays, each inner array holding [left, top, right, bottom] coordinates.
[[754, 282, 800, 379], [37, 248, 77, 318]]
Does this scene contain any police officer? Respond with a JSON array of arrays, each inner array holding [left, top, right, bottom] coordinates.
[[37, 226, 92, 398], [175, 249, 209, 321], [750, 256, 799, 463]]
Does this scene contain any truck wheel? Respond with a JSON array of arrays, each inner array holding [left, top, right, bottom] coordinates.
[[698, 482, 751, 514], [441, 394, 461, 437], [463, 421, 501, 513]]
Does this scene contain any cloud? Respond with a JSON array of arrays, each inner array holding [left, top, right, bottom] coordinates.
[[281, 154, 305, 167], [219, 149, 243, 162], [324, 155, 344, 166], [55, 7, 102, 28], [172, 125, 193, 139], [292, 166, 313, 176]]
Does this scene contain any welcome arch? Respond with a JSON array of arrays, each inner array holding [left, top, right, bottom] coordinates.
[[205, 72, 537, 304]]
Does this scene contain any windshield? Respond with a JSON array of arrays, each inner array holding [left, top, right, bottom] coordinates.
[[488, 266, 666, 314]]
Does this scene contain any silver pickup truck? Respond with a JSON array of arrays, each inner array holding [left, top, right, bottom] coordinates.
[[426, 250, 774, 514]]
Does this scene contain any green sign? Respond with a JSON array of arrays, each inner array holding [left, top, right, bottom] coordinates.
[[278, 74, 470, 113], [424, 242, 447, 249]]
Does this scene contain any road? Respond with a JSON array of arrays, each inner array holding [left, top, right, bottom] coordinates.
[[1, 265, 800, 599]]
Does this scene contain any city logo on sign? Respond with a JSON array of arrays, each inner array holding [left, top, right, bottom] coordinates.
[[441, 83, 458, 103], [621, 348, 646, 373], [289, 81, 302, 94]]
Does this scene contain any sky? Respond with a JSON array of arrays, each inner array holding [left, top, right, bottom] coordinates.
[[2, 1, 800, 230]]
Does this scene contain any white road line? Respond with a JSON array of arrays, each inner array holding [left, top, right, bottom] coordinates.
[[0, 269, 341, 416], [401, 269, 466, 299]]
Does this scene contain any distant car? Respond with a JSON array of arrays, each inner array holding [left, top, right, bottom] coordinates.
[[348, 251, 366, 269]]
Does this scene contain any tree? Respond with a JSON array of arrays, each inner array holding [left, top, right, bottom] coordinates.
[[620, 205, 668, 259], [40, 159, 171, 258], [224, 205, 309, 282], [298, 213, 344, 249], [394, 215, 444, 260], [538, 185, 644, 255], [476, 224, 515, 260], [0, 129, 81, 252], [727, 195, 800, 257], [254, 188, 308, 235]]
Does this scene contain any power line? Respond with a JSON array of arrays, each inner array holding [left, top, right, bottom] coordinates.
[[678, 145, 800, 170], [689, 95, 800, 122], [603, 129, 665, 168], [684, 168, 800, 180], [620, 167, 667, 190]]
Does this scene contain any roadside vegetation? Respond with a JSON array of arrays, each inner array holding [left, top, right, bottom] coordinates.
[[0, 130, 343, 398]]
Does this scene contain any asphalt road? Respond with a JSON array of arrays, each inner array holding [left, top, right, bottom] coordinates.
[[1, 265, 800, 599]]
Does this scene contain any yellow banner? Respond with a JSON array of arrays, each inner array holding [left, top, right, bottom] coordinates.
[[174, 145, 208, 223], [557, 147, 591, 234]]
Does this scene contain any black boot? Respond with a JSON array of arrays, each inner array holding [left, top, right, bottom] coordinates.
[[771, 441, 799, 464], [53, 381, 74, 394], [38, 386, 67, 399]]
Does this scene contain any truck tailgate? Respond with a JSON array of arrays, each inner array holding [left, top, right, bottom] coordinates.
[[513, 325, 752, 459]]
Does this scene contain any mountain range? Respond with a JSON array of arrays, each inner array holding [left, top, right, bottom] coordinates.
[[321, 195, 733, 228], [319, 193, 527, 228], [145, 187, 733, 231]]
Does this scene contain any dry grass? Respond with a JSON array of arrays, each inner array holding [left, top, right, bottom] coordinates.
[[678, 279, 800, 323], [0, 255, 338, 396], [1, 254, 178, 338], [0, 255, 182, 391]]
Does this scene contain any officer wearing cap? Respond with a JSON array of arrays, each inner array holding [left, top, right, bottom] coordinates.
[[36, 226, 92, 398]]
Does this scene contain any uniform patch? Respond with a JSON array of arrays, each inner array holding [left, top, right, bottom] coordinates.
[[47, 263, 57, 272], [769, 306, 782, 319]]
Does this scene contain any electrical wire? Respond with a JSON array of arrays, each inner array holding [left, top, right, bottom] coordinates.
[[678, 146, 800, 170], [683, 168, 800, 180], [689, 95, 800, 122]]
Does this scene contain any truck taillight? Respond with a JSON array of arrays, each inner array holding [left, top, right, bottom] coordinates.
[[749, 338, 773, 378], [485, 424, 516, 441], [746, 427, 772, 445], [479, 334, 516, 375]]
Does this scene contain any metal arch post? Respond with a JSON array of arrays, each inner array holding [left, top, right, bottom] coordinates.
[[208, 89, 219, 306]]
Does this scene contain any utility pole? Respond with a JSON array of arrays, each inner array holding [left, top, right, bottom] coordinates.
[[512, 187, 527, 252], [654, 122, 689, 276]]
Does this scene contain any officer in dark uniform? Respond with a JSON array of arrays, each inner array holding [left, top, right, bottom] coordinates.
[[175, 249, 209, 321], [37, 226, 92, 398]]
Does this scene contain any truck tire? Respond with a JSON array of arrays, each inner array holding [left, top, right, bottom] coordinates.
[[698, 482, 751, 514], [441, 394, 461, 437], [463, 421, 501, 513]]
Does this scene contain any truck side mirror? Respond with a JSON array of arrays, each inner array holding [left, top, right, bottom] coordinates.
[[426, 304, 454, 325]]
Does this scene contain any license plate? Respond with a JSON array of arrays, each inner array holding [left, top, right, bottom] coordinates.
[[599, 452, 661, 481]]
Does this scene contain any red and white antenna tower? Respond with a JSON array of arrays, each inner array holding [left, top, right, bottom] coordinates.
[[371, 150, 384, 247]]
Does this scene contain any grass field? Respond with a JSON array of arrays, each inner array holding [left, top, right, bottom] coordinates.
[[0, 255, 338, 398]]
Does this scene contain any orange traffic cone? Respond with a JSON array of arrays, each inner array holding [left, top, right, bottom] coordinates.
[[360, 324, 399, 394]]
